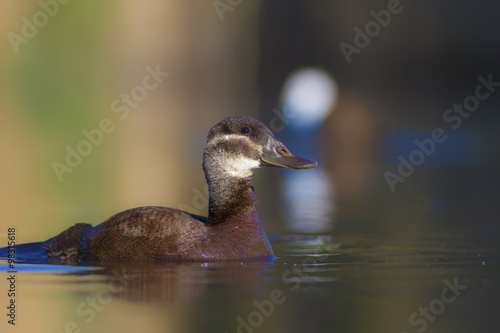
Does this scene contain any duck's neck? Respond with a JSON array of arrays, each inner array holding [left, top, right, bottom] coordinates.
[[206, 174, 258, 224], [203, 155, 259, 225]]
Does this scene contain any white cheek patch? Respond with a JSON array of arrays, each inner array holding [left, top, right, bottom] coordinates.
[[222, 155, 261, 177], [206, 134, 264, 178]]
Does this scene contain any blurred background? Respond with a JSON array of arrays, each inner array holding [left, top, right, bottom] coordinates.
[[1, 1, 500, 332], [1, 0, 498, 241]]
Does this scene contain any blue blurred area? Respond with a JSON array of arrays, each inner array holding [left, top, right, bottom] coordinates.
[[383, 129, 486, 166], [0, 263, 96, 273]]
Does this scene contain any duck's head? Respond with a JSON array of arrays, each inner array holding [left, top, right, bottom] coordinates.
[[203, 116, 317, 178]]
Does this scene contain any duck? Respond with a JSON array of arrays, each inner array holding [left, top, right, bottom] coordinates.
[[2, 116, 317, 261]]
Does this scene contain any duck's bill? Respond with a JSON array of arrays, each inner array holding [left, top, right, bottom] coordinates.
[[260, 135, 318, 170]]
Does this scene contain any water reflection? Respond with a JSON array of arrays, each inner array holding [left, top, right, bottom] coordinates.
[[1, 228, 499, 333], [91, 260, 274, 302], [0, 258, 274, 303]]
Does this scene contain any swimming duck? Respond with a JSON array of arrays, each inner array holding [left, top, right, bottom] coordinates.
[[4, 116, 317, 261]]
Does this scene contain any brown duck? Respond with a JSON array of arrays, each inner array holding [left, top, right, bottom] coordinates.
[[3, 117, 317, 261]]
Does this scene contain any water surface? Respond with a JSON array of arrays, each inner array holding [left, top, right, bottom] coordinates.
[[1, 225, 498, 333]]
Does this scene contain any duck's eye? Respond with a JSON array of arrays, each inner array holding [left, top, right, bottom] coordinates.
[[241, 126, 252, 135]]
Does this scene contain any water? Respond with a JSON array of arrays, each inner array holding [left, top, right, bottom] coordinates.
[[1, 226, 499, 333]]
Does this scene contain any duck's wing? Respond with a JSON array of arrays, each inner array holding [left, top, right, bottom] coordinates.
[[80, 206, 208, 259]]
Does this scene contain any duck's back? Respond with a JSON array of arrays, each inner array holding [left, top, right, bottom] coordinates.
[[83, 206, 210, 259], [44, 207, 208, 260]]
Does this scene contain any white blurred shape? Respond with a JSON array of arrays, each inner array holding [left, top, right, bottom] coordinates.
[[281, 67, 338, 130]]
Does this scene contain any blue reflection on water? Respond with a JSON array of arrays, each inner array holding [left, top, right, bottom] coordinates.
[[0, 263, 98, 273]]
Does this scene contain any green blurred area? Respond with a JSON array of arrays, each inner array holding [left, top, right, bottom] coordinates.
[[5, 1, 111, 133], [2, 1, 134, 234]]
